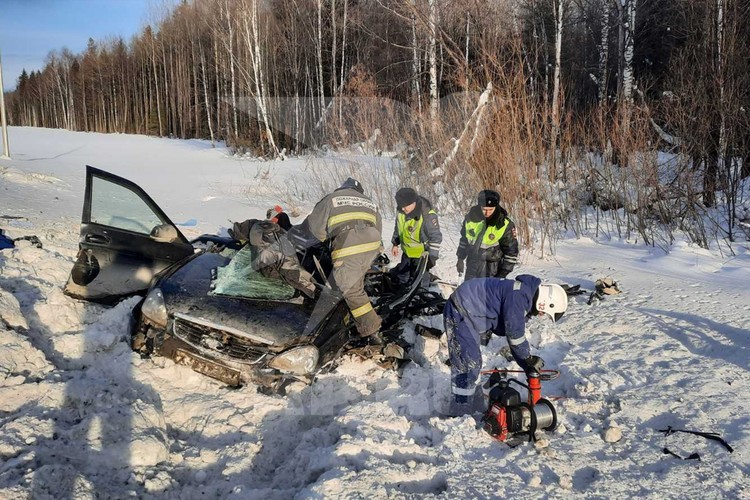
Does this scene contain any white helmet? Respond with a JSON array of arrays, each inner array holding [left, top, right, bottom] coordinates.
[[536, 283, 568, 322]]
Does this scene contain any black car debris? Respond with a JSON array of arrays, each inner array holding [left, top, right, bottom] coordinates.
[[64, 166, 445, 391]]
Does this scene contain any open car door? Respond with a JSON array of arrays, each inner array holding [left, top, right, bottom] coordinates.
[[64, 166, 195, 303]]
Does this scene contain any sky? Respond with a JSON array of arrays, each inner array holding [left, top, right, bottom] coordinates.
[[0, 0, 174, 92]]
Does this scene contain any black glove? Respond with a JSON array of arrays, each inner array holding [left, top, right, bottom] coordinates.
[[456, 259, 465, 276], [427, 256, 437, 269], [523, 355, 544, 374]]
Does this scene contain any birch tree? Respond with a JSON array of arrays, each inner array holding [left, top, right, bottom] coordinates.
[[615, 0, 635, 105], [411, 0, 422, 112], [428, 0, 439, 129], [550, 0, 565, 162], [221, 0, 239, 139], [316, 0, 326, 119], [597, 0, 611, 104], [242, 0, 280, 157]]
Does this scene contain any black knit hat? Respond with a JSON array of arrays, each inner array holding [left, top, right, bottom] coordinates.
[[395, 187, 418, 209], [340, 177, 364, 194], [477, 189, 500, 208]]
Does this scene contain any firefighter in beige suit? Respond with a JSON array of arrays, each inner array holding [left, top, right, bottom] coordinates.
[[303, 178, 383, 337]]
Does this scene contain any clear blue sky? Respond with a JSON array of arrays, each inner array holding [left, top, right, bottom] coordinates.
[[1, 0, 174, 91]]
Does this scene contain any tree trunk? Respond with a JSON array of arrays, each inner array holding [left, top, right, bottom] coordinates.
[[199, 39, 215, 147], [428, 0, 438, 130], [598, 0, 610, 104], [151, 38, 163, 136], [247, 0, 280, 157], [703, 154, 717, 207], [331, 0, 337, 98], [338, 0, 348, 123], [616, 0, 635, 105], [316, 0, 326, 121], [716, 0, 727, 176], [224, 0, 239, 140], [551, 0, 565, 172], [464, 10, 470, 88], [411, 1, 421, 112]]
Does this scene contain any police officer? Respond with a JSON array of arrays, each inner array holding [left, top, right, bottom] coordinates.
[[302, 178, 383, 338], [444, 275, 568, 416], [456, 189, 519, 281], [390, 187, 442, 288]]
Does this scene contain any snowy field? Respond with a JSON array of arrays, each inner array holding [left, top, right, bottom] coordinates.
[[1, 126, 750, 499]]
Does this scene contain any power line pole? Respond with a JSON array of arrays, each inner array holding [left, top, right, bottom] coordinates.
[[0, 50, 10, 159]]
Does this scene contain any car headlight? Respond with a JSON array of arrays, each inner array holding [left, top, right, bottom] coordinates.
[[141, 288, 168, 328], [268, 346, 319, 375]]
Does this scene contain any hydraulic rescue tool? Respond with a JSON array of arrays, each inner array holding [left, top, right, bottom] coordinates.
[[480, 368, 559, 445]]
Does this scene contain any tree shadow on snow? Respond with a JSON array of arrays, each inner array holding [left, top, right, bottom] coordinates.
[[637, 308, 750, 371]]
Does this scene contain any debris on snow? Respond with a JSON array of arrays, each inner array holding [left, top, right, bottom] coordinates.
[[604, 425, 623, 443]]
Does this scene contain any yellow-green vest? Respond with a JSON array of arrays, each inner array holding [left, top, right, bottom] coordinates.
[[464, 218, 509, 249], [397, 210, 434, 258]]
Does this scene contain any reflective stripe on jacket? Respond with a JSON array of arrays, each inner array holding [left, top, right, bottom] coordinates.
[[304, 187, 382, 260], [391, 196, 442, 260], [397, 212, 427, 258], [449, 274, 541, 364], [464, 218, 510, 249]]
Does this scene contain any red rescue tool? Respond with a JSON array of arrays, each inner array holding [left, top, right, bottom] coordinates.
[[480, 368, 559, 445]]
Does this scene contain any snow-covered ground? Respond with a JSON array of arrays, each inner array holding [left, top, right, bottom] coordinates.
[[1, 126, 749, 499]]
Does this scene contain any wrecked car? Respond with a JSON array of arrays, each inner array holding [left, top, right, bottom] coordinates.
[[64, 166, 445, 391]]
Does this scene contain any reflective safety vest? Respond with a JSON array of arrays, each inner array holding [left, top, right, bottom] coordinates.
[[464, 218, 509, 250], [397, 211, 433, 258]]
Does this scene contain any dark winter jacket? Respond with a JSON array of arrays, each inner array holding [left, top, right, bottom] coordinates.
[[300, 186, 382, 264], [449, 274, 541, 365], [457, 204, 519, 279], [391, 196, 442, 261]]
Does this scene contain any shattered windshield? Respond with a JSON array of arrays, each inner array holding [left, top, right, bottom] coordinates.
[[209, 245, 296, 300]]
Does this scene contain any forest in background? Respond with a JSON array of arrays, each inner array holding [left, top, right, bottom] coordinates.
[[4, 0, 750, 253]]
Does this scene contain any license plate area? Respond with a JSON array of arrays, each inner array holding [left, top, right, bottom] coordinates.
[[173, 348, 242, 387]]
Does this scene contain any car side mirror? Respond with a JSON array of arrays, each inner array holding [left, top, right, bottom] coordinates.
[[150, 223, 180, 243]]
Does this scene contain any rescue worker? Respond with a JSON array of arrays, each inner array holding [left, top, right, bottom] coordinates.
[[456, 189, 519, 281], [443, 275, 568, 416], [246, 219, 317, 298], [390, 187, 442, 288], [301, 178, 383, 338]]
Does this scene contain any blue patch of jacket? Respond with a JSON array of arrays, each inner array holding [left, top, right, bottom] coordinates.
[[450, 274, 541, 359]]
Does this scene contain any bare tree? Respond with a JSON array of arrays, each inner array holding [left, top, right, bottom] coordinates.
[[550, 0, 566, 171], [428, 0, 439, 128]]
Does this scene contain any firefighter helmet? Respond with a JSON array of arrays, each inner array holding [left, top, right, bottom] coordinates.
[[536, 283, 568, 322]]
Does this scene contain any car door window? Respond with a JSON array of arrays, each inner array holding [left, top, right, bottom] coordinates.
[[90, 176, 166, 234]]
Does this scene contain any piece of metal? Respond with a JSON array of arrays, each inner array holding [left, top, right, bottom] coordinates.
[[312, 254, 331, 288], [533, 399, 557, 431]]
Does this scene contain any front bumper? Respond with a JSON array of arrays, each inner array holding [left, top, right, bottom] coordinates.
[[133, 315, 313, 389]]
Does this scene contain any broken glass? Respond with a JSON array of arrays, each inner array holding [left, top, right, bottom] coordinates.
[[210, 245, 296, 300]]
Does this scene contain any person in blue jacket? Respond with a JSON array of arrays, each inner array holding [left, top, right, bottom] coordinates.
[[444, 274, 569, 416]]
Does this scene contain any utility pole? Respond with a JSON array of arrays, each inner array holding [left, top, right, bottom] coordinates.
[[0, 50, 10, 159]]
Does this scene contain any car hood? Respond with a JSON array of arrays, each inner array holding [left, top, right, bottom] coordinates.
[[158, 252, 313, 348]]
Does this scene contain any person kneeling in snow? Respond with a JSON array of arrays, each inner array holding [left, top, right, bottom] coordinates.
[[444, 275, 568, 416]]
